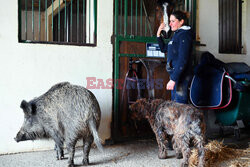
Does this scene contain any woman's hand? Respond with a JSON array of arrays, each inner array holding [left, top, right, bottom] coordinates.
[[157, 23, 166, 37], [166, 80, 175, 90]]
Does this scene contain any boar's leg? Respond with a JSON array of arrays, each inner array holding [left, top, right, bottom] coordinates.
[[55, 143, 64, 160], [49, 132, 64, 160], [82, 135, 94, 165], [66, 139, 77, 167]]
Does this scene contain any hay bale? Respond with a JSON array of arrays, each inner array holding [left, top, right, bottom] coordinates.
[[229, 159, 250, 167], [189, 140, 248, 167]]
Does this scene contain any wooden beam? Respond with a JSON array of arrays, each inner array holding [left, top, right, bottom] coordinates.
[[47, 0, 66, 41]]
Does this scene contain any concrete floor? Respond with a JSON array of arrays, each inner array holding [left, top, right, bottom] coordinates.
[[0, 130, 249, 167], [0, 139, 181, 167]]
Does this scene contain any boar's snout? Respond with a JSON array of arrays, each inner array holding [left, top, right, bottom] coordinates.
[[14, 137, 19, 142], [14, 131, 26, 142]]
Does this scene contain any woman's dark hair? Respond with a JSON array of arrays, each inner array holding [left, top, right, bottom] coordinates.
[[171, 10, 190, 25]]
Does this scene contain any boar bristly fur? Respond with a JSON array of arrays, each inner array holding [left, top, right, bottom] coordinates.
[[15, 82, 103, 167]]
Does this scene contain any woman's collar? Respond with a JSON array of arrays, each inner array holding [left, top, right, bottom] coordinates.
[[178, 26, 191, 30]]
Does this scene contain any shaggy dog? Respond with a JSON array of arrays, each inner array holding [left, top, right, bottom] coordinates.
[[130, 98, 206, 167]]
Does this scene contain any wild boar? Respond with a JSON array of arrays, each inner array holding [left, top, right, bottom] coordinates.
[[14, 82, 103, 167]]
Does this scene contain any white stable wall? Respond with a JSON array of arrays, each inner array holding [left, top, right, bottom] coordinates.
[[197, 0, 250, 65], [0, 1, 113, 154]]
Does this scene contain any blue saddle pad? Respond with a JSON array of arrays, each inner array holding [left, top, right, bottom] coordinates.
[[190, 66, 232, 109]]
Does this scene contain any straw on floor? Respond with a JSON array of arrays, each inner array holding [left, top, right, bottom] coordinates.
[[188, 140, 250, 167]]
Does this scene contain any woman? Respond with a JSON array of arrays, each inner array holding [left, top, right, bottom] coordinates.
[[157, 11, 194, 104]]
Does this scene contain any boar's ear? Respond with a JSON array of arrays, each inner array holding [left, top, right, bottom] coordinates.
[[20, 100, 33, 115], [20, 100, 29, 110]]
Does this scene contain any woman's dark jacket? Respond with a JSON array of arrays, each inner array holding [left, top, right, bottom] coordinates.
[[157, 26, 193, 82]]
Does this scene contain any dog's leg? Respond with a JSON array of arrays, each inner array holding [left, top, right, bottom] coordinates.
[[191, 118, 206, 167], [197, 145, 205, 167], [178, 137, 191, 167], [147, 119, 169, 159], [194, 136, 205, 167], [154, 126, 168, 159], [165, 134, 173, 150], [181, 147, 191, 167], [172, 137, 183, 159], [175, 149, 183, 159]]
